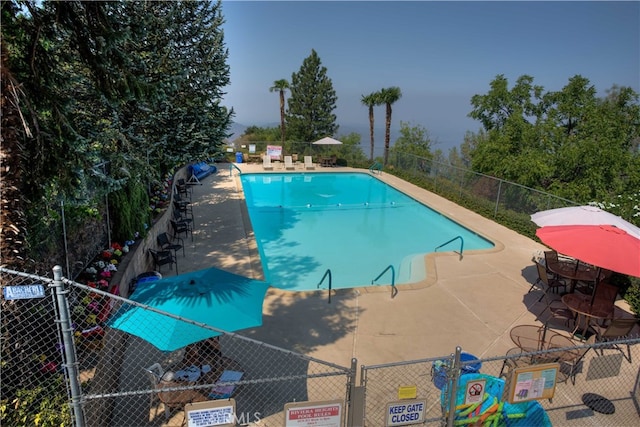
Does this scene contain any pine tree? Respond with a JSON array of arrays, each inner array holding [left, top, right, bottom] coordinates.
[[287, 49, 337, 142]]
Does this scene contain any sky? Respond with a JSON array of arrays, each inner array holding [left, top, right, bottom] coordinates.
[[221, 1, 640, 152]]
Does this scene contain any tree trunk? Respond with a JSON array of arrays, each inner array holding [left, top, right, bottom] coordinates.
[[384, 103, 392, 165], [369, 105, 375, 161]]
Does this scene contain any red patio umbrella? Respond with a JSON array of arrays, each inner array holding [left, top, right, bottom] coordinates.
[[535, 225, 640, 278]]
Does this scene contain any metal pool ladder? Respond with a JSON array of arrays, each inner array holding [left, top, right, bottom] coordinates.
[[371, 265, 397, 299], [435, 235, 464, 260], [317, 269, 333, 303], [368, 162, 383, 174], [229, 163, 242, 176]]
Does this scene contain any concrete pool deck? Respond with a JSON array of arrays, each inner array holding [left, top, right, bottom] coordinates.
[[172, 162, 564, 366]]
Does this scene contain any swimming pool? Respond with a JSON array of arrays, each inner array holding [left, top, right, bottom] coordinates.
[[240, 172, 494, 291]]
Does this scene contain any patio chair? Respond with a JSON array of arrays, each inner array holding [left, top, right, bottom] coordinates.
[[170, 219, 192, 242], [304, 155, 315, 170], [530, 261, 567, 301], [263, 155, 273, 170], [284, 155, 295, 170], [176, 178, 192, 200], [591, 282, 618, 310], [173, 198, 193, 221], [590, 317, 638, 363], [144, 363, 207, 422], [157, 232, 184, 257], [538, 289, 574, 331], [546, 332, 595, 385], [148, 248, 177, 274]]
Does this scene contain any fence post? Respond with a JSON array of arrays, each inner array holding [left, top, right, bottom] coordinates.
[[446, 347, 462, 427], [494, 180, 502, 217], [346, 358, 363, 427], [53, 265, 85, 427]]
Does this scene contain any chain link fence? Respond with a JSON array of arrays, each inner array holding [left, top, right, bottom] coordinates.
[[3, 266, 640, 426], [360, 337, 640, 426], [387, 152, 579, 236], [1, 267, 354, 427]]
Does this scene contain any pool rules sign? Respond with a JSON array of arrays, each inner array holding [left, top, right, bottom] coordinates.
[[385, 399, 427, 426]]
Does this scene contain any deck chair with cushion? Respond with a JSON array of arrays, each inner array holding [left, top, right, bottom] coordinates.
[[590, 317, 638, 363], [263, 155, 273, 170], [284, 155, 295, 170], [304, 155, 315, 170], [144, 363, 208, 421]]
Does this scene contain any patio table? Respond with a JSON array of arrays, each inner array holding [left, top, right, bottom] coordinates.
[[561, 293, 613, 339], [547, 261, 598, 293]]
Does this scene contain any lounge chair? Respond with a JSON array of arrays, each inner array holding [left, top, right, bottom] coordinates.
[[284, 155, 295, 170], [263, 155, 273, 170], [304, 156, 315, 170]]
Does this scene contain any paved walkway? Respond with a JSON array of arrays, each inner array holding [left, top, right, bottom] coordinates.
[[131, 163, 637, 426], [175, 163, 550, 366]]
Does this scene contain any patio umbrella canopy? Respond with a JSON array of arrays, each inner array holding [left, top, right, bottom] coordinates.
[[535, 225, 640, 278], [312, 136, 343, 145], [531, 205, 640, 239], [107, 267, 270, 351]]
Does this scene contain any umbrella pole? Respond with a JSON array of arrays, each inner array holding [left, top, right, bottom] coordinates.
[[589, 267, 602, 306]]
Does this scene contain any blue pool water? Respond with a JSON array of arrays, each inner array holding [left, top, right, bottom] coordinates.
[[240, 172, 494, 291]]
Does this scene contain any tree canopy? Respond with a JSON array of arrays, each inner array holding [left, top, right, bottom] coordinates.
[[1, 0, 233, 267], [467, 74, 640, 208], [286, 49, 338, 142]]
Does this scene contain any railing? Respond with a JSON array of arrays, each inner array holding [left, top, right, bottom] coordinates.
[[228, 163, 242, 176], [317, 269, 333, 303], [368, 162, 383, 174], [371, 264, 397, 298], [435, 235, 464, 260]]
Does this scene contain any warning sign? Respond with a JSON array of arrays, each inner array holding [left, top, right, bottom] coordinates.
[[184, 399, 236, 427], [284, 400, 343, 427], [385, 399, 427, 426], [464, 379, 486, 405]]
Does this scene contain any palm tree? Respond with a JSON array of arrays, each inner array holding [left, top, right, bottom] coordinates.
[[361, 91, 382, 162], [269, 79, 290, 144], [379, 86, 402, 165]]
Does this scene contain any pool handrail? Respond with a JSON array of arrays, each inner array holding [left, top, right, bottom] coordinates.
[[229, 163, 242, 176], [369, 162, 383, 174], [316, 269, 333, 303], [435, 235, 464, 260], [371, 265, 397, 299]]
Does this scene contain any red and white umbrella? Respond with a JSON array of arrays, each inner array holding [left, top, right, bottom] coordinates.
[[535, 224, 640, 278], [531, 205, 640, 239]]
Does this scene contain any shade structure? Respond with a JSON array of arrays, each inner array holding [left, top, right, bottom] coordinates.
[[536, 225, 640, 278], [107, 267, 270, 351], [531, 205, 640, 239], [312, 136, 343, 145]]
